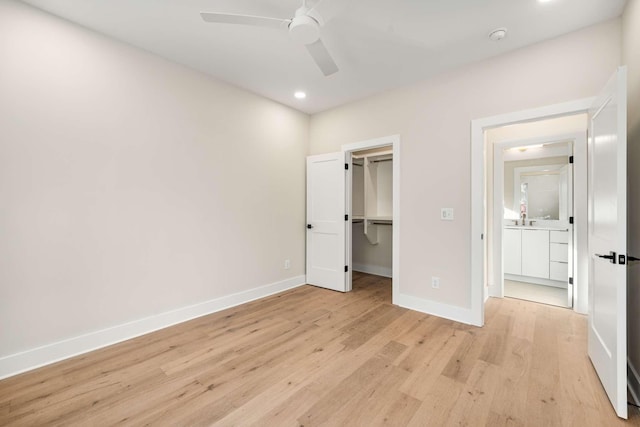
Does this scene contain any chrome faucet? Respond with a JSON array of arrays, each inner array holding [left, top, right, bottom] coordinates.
[[521, 212, 526, 226]]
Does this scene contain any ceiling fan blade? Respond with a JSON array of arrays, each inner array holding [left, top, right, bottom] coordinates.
[[200, 12, 291, 30], [305, 39, 339, 76], [308, 0, 352, 25]]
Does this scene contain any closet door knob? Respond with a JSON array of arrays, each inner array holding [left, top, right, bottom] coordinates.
[[307, 224, 313, 229]]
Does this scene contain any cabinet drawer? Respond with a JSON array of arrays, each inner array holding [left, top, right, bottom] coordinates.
[[550, 261, 568, 282], [550, 243, 568, 262], [550, 230, 568, 244]]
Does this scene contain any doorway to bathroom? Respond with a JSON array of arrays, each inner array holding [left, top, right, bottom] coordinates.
[[485, 115, 588, 310], [499, 138, 573, 308]]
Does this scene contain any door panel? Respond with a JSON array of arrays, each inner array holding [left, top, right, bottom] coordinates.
[[587, 66, 627, 419], [306, 153, 346, 292], [521, 229, 549, 279], [503, 229, 522, 275]]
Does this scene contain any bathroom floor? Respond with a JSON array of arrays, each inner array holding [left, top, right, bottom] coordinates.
[[504, 279, 569, 308]]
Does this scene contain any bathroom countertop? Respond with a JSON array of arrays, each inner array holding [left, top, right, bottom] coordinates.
[[504, 225, 569, 231]]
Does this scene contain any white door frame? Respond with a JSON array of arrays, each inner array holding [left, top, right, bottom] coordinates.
[[491, 132, 588, 313], [342, 135, 400, 302], [471, 98, 595, 325]]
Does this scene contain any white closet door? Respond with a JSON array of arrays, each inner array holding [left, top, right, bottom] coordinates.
[[306, 153, 347, 292]]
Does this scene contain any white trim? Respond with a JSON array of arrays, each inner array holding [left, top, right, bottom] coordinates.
[[0, 275, 306, 380], [628, 359, 640, 406], [396, 293, 477, 326], [342, 135, 400, 306], [471, 97, 595, 326], [353, 263, 392, 278]]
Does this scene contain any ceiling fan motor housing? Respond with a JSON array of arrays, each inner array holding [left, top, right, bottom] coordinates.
[[289, 13, 320, 45]]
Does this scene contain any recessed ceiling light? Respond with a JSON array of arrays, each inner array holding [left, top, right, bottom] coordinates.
[[538, 0, 554, 3], [488, 27, 507, 41], [294, 91, 306, 99]]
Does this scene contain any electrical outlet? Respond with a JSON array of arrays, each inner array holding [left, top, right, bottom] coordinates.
[[284, 259, 291, 270], [431, 277, 440, 289], [441, 208, 454, 221]]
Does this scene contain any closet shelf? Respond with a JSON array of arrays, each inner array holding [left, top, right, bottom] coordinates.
[[366, 216, 392, 222]]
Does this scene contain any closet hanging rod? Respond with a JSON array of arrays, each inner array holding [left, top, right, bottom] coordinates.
[[353, 163, 364, 167], [371, 221, 392, 225], [370, 158, 392, 163]]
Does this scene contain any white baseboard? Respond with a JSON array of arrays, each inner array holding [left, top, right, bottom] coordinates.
[[505, 274, 567, 289], [628, 359, 640, 406], [0, 275, 306, 380], [396, 292, 479, 326], [353, 263, 392, 278]]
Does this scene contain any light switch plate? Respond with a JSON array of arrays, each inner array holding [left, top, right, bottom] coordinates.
[[441, 208, 454, 221]]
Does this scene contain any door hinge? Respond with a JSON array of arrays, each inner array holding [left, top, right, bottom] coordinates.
[[569, 216, 574, 224], [345, 214, 349, 221], [345, 265, 349, 272], [569, 277, 573, 285], [481, 233, 484, 240], [569, 155, 574, 164], [345, 163, 349, 170]]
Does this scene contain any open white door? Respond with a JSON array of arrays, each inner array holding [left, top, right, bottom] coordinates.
[[306, 152, 347, 292], [588, 66, 627, 419]]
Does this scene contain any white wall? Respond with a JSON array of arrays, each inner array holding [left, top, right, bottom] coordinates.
[[0, 0, 309, 375], [623, 0, 640, 395], [310, 19, 621, 319]]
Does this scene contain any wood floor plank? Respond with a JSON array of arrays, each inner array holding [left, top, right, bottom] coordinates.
[[406, 374, 464, 427], [486, 335, 532, 426], [446, 359, 502, 426], [2, 271, 639, 426], [373, 391, 422, 427]]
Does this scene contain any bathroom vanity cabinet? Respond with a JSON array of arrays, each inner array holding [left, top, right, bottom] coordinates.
[[504, 226, 569, 284]]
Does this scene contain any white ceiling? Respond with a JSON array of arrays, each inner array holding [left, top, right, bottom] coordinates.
[[21, 0, 627, 114]]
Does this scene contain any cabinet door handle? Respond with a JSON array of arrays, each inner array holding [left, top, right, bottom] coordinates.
[[595, 251, 616, 264]]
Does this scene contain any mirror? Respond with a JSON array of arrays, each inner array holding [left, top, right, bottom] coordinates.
[[504, 158, 569, 221], [517, 166, 565, 220]]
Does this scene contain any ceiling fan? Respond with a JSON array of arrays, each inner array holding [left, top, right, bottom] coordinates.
[[201, 0, 345, 76]]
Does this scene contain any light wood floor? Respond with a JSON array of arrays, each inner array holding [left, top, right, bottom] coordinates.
[[2, 272, 639, 426]]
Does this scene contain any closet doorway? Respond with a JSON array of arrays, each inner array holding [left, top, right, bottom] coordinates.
[[344, 136, 400, 300], [305, 135, 400, 299]]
